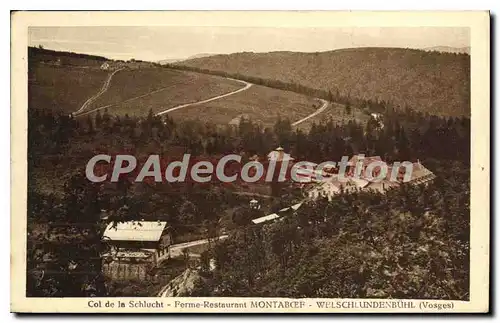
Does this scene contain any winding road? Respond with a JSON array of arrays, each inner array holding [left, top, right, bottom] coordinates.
[[154, 78, 252, 116], [74, 68, 124, 116], [291, 98, 329, 126], [75, 71, 329, 126], [154, 78, 329, 126], [168, 235, 229, 258]]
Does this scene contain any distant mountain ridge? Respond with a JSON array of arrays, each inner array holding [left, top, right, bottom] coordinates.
[[424, 46, 470, 54], [158, 53, 218, 65], [177, 47, 470, 117], [186, 53, 218, 60], [158, 58, 183, 64]]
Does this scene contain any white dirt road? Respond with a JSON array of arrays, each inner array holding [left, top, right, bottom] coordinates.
[[169, 235, 229, 258], [155, 78, 252, 116], [291, 98, 329, 126], [154, 78, 329, 126], [74, 73, 329, 125]]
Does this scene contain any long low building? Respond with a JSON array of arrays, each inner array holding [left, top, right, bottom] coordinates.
[[307, 158, 436, 201], [252, 213, 280, 224], [251, 202, 303, 225]]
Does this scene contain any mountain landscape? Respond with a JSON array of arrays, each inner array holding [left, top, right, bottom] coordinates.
[[176, 47, 470, 117], [158, 53, 219, 65], [27, 43, 471, 301]]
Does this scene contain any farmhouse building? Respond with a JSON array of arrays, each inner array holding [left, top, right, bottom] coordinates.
[[265, 147, 295, 191], [306, 156, 436, 200], [101, 220, 171, 280], [307, 176, 369, 201], [308, 180, 341, 201], [100, 62, 110, 70], [364, 178, 400, 193], [346, 155, 383, 176]]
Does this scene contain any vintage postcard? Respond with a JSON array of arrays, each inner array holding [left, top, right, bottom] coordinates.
[[11, 11, 490, 313]]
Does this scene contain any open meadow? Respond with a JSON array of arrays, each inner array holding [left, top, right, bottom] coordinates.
[[29, 61, 342, 129], [81, 68, 244, 117], [29, 64, 109, 113], [167, 84, 319, 128]]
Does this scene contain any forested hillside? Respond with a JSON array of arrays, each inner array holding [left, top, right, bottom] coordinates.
[[191, 182, 469, 299], [177, 48, 470, 117], [27, 46, 471, 299], [27, 103, 469, 297]]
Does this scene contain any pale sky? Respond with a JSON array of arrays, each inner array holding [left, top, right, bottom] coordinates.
[[28, 26, 470, 62]]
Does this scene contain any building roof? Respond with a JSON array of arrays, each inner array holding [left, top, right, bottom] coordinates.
[[252, 202, 303, 224], [407, 162, 436, 184], [308, 179, 342, 198], [348, 177, 370, 188], [307, 159, 436, 199], [308, 175, 371, 200], [103, 221, 168, 242], [278, 202, 303, 213], [252, 213, 280, 224], [102, 249, 154, 259], [329, 175, 369, 189], [347, 155, 383, 167], [365, 179, 399, 193]]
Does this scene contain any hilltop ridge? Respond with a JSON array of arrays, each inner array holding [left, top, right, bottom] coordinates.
[[177, 47, 470, 117]]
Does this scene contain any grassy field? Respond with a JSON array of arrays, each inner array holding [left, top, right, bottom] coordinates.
[[29, 64, 109, 113], [28, 58, 366, 129], [179, 47, 470, 117], [81, 68, 244, 117], [167, 84, 319, 128]]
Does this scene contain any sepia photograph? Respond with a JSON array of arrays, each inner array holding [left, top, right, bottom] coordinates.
[[10, 11, 490, 313]]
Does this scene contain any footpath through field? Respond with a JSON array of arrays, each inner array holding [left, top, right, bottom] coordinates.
[[74, 68, 124, 116]]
